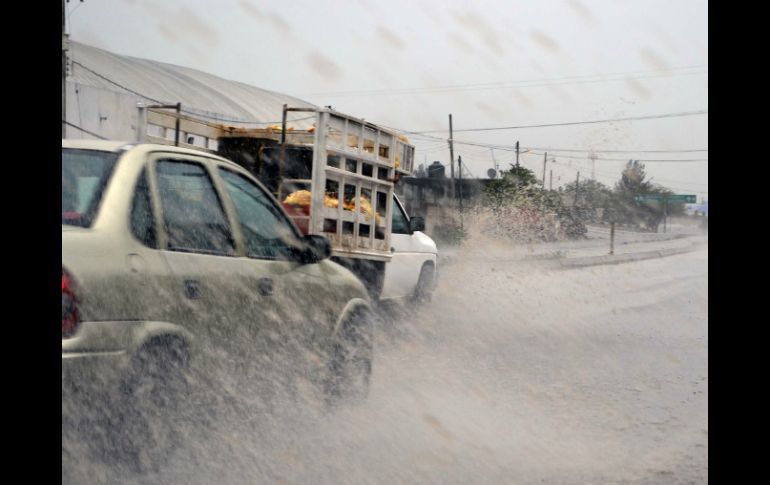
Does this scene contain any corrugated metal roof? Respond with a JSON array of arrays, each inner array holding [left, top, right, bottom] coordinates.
[[68, 41, 318, 128]]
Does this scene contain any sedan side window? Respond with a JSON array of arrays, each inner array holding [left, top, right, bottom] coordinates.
[[156, 160, 235, 255], [130, 168, 157, 248], [219, 168, 299, 260]]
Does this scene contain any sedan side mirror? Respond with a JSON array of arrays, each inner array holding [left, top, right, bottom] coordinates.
[[295, 234, 331, 264], [410, 216, 425, 232]]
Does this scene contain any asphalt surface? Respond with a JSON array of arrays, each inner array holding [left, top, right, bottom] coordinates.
[[64, 238, 708, 485]]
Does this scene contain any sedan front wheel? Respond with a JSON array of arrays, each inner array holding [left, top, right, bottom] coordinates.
[[325, 309, 373, 404]]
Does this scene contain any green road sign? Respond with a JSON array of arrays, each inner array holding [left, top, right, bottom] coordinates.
[[668, 194, 697, 203], [635, 194, 696, 203]]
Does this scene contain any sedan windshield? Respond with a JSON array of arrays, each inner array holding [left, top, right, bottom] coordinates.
[[62, 149, 119, 227]]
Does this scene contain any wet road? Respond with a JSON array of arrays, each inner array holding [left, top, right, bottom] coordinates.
[[65, 245, 708, 485]]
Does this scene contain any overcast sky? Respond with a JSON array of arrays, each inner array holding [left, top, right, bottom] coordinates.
[[68, 0, 708, 199]]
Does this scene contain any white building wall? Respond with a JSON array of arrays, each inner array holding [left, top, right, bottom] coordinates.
[[65, 82, 141, 141]]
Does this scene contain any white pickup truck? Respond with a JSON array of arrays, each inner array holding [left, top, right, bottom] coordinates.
[[379, 194, 438, 304]]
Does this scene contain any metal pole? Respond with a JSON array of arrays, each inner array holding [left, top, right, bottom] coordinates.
[[281, 103, 288, 145], [448, 114, 455, 200], [610, 221, 615, 255], [62, 0, 65, 135], [458, 155, 464, 231], [135, 103, 147, 142], [174, 102, 181, 146], [280, 104, 288, 188], [458, 156, 463, 212], [574, 171, 580, 206], [515, 141, 520, 167], [542, 152, 547, 189]]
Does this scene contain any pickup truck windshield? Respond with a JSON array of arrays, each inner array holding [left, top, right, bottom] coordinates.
[[62, 149, 119, 227]]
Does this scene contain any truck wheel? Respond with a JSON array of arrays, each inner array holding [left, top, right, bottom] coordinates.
[[325, 310, 373, 404], [412, 264, 435, 305]]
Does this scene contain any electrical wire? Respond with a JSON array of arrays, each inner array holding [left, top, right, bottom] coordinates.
[[302, 65, 708, 97], [526, 150, 707, 163], [547, 158, 708, 188], [410, 110, 708, 134], [63, 120, 108, 140], [524, 146, 708, 154]]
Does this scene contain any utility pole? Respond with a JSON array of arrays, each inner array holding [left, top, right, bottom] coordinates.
[[458, 155, 464, 232], [62, 0, 67, 138], [515, 140, 520, 167], [609, 221, 616, 255], [448, 114, 456, 200], [542, 152, 547, 189], [574, 171, 580, 206], [458, 155, 464, 213]]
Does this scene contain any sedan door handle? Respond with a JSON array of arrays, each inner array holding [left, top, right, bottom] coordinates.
[[257, 277, 274, 296], [184, 280, 201, 300]]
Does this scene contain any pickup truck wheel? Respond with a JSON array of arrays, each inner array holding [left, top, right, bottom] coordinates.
[[412, 264, 435, 304], [325, 310, 373, 404]]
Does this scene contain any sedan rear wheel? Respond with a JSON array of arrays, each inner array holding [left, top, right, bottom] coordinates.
[[111, 339, 191, 473]]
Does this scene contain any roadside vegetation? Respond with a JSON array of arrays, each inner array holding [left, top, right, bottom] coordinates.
[[476, 160, 686, 243]]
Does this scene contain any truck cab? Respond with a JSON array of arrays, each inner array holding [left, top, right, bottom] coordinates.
[[380, 194, 438, 303]]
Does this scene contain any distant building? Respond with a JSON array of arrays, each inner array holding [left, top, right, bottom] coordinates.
[[395, 162, 492, 234]]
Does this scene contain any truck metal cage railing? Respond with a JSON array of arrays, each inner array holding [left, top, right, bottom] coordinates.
[[137, 104, 221, 152], [136, 104, 416, 262], [217, 107, 416, 262]]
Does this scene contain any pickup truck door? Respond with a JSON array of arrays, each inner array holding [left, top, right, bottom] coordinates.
[[381, 196, 424, 299]]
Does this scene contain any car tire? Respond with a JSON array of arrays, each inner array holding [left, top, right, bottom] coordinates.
[[325, 309, 373, 404], [111, 338, 191, 473], [411, 264, 435, 305]]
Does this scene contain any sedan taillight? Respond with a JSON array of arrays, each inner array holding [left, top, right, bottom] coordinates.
[[62, 268, 79, 339]]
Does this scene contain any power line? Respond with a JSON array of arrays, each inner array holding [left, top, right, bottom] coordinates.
[[548, 158, 708, 188], [629, 159, 707, 163], [302, 65, 708, 97], [69, 60, 708, 170], [412, 131, 711, 157], [415, 139, 708, 172], [526, 150, 707, 163], [421, 139, 709, 162], [381, 123, 522, 151], [419, 145, 707, 192], [416, 137, 710, 165], [524, 146, 708, 154], [460, 161, 477, 179], [62, 120, 108, 140], [410, 110, 708, 134], [72, 60, 163, 104]]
